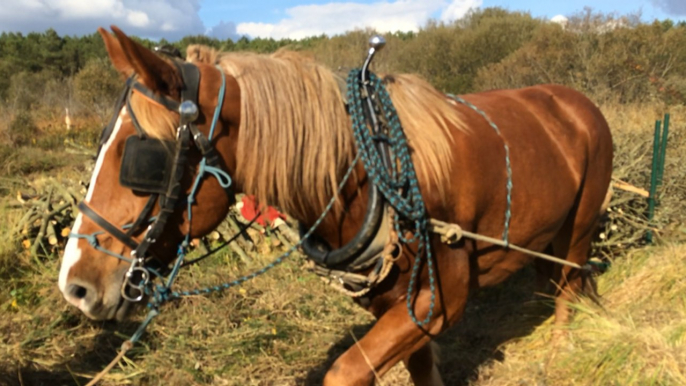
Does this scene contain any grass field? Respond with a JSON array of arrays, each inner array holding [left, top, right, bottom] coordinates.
[[0, 102, 683, 385]]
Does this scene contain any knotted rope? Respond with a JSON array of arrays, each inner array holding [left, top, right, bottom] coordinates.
[[346, 69, 437, 327]]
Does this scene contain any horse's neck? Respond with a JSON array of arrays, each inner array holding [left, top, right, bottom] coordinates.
[[293, 161, 370, 249]]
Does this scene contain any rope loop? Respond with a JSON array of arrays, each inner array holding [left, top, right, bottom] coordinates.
[[346, 69, 436, 327]]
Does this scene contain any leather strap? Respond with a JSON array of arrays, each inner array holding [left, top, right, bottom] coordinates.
[[134, 126, 191, 260], [189, 125, 222, 168], [125, 194, 158, 237], [79, 201, 140, 251], [132, 82, 180, 112], [177, 62, 200, 104], [98, 76, 135, 152]]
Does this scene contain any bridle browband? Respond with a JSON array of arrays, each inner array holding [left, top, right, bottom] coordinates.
[[71, 58, 231, 302]]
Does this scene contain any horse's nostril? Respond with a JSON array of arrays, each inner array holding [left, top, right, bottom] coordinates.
[[69, 284, 88, 300]]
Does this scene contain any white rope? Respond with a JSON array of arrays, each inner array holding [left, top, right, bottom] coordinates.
[[428, 219, 583, 269]]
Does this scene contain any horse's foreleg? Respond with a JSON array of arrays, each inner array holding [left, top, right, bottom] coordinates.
[[323, 286, 463, 386], [323, 295, 439, 386], [403, 341, 444, 386]]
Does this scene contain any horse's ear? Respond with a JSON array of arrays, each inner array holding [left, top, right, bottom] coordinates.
[[109, 25, 180, 96], [98, 27, 134, 79]]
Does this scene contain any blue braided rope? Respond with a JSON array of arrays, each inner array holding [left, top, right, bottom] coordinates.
[[347, 69, 435, 327], [208, 65, 226, 140], [447, 94, 512, 246], [68, 217, 157, 265], [129, 308, 159, 344], [69, 232, 134, 263]]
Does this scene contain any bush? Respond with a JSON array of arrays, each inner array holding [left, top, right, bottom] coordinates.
[[475, 17, 686, 104], [73, 58, 121, 124], [7, 70, 58, 111], [7, 110, 38, 146], [385, 8, 543, 93]]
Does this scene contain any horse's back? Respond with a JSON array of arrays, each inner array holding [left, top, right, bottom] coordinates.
[[444, 84, 613, 277], [457, 84, 612, 183]]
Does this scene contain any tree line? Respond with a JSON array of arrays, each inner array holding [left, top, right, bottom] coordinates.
[[0, 7, 684, 143]]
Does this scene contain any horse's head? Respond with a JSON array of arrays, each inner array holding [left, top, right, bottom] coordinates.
[[58, 26, 241, 321]]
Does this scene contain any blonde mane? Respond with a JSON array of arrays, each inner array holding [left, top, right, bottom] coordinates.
[[148, 45, 467, 219]]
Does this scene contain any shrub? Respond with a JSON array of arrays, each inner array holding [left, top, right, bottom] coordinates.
[[73, 58, 121, 124], [7, 110, 38, 146]]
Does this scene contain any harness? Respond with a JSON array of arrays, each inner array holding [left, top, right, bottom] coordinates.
[[80, 39, 597, 386], [71, 58, 232, 303]]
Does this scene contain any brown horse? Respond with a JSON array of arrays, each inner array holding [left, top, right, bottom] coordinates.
[[58, 26, 613, 385]]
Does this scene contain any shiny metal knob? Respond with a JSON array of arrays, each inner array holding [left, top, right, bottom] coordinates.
[[369, 35, 386, 52], [179, 100, 199, 125]]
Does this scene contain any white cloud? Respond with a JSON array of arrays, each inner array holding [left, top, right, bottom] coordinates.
[[207, 20, 240, 40], [441, 0, 482, 22], [652, 0, 686, 16], [0, 0, 483, 41], [0, 0, 206, 41], [237, 0, 482, 40]]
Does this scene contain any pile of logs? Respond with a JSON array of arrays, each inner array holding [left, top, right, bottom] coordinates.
[[195, 198, 301, 262], [12, 175, 661, 269], [12, 178, 85, 261], [12, 177, 300, 263]]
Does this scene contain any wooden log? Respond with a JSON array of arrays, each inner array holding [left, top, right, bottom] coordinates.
[[50, 180, 79, 214], [275, 221, 300, 245], [193, 238, 209, 255], [16, 190, 38, 204], [216, 221, 253, 261], [230, 243, 251, 263], [612, 179, 649, 198], [225, 215, 255, 251], [30, 202, 71, 256], [216, 221, 234, 240], [46, 222, 58, 246], [275, 232, 292, 249], [12, 207, 38, 235]]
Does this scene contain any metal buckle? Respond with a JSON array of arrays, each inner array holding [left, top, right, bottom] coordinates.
[[121, 259, 150, 302]]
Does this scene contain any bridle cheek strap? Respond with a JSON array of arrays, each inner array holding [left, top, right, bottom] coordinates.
[[71, 62, 230, 301], [78, 201, 140, 251]]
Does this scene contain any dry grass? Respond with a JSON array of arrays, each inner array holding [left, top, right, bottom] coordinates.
[[474, 244, 686, 386], [0, 101, 684, 386]]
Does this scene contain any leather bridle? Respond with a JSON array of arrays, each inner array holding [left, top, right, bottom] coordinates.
[[71, 58, 231, 302]]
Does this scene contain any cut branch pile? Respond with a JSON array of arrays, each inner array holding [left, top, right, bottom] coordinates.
[[12, 178, 85, 263], [12, 179, 302, 265]]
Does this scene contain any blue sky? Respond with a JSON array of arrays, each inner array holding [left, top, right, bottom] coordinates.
[[200, 0, 683, 29], [0, 0, 683, 41]]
